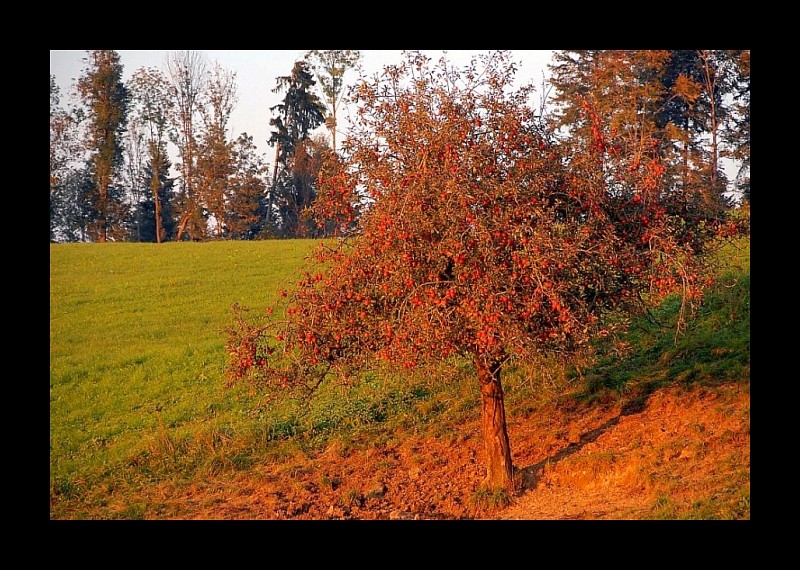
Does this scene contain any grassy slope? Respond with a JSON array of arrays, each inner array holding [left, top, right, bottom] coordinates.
[[50, 241, 317, 499], [50, 237, 749, 519]]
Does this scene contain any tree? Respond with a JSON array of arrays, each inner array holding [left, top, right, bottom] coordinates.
[[77, 50, 130, 242], [549, 51, 669, 171], [226, 51, 725, 493], [167, 50, 208, 240], [121, 114, 148, 241], [55, 166, 95, 242], [267, 61, 326, 235], [552, 50, 737, 213], [306, 141, 361, 237], [696, 50, 736, 209], [654, 50, 729, 207], [129, 67, 174, 243], [128, 157, 176, 242], [304, 50, 362, 151], [549, 50, 608, 133], [278, 134, 330, 238], [197, 62, 238, 238], [724, 50, 750, 203], [50, 75, 80, 242], [226, 133, 269, 239]]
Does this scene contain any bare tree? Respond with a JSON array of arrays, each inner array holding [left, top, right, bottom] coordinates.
[[197, 61, 238, 237], [166, 50, 208, 240], [304, 50, 361, 151], [129, 67, 174, 243], [123, 116, 147, 240]]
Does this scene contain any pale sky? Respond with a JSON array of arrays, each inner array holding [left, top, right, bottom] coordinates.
[[49, 50, 556, 165]]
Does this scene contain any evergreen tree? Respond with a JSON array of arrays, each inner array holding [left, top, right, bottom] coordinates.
[[657, 50, 733, 210], [128, 157, 176, 242], [724, 50, 750, 202], [549, 50, 669, 186], [279, 135, 329, 238], [655, 50, 713, 200], [548, 49, 606, 134], [267, 61, 326, 236], [77, 50, 130, 242], [55, 166, 94, 242], [550, 50, 740, 209]]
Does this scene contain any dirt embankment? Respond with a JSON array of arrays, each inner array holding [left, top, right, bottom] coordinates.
[[102, 381, 747, 520]]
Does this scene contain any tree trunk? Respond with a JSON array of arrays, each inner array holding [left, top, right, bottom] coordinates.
[[177, 211, 191, 241], [152, 167, 162, 244], [98, 184, 108, 243], [700, 51, 720, 209], [268, 140, 281, 231], [330, 113, 337, 153], [476, 356, 514, 492]]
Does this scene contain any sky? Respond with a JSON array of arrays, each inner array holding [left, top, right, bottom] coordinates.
[[49, 50, 556, 166]]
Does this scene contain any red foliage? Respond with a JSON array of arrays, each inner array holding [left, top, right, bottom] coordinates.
[[228, 52, 719, 386], [224, 52, 725, 491]]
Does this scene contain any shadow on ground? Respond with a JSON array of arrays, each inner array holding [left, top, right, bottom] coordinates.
[[517, 392, 652, 491]]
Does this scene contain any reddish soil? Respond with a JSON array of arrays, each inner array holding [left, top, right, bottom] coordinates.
[[106, 381, 749, 520]]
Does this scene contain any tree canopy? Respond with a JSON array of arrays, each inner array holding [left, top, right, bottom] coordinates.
[[77, 50, 130, 242], [225, 51, 733, 492]]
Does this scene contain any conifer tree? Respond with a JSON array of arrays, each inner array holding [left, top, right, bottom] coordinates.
[[724, 50, 750, 202], [267, 61, 326, 236], [77, 50, 129, 242]]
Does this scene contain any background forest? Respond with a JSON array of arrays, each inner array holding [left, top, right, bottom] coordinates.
[[49, 50, 750, 244]]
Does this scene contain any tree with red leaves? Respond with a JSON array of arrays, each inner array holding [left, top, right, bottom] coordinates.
[[226, 51, 723, 494]]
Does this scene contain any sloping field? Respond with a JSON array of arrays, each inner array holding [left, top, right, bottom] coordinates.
[[50, 237, 749, 519]]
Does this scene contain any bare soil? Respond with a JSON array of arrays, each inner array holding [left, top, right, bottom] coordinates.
[[104, 381, 749, 520]]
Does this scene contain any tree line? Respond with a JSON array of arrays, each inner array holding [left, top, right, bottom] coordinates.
[[49, 50, 360, 243], [50, 50, 749, 244], [547, 50, 750, 209]]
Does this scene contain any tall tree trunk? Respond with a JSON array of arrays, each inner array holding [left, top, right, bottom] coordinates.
[[268, 140, 282, 231], [99, 187, 107, 243], [330, 113, 337, 153], [476, 356, 514, 492], [700, 51, 720, 209], [682, 115, 690, 193], [177, 210, 191, 241], [152, 167, 162, 244]]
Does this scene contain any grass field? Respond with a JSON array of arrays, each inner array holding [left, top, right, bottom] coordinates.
[[50, 241, 319, 498], [50, 236, 749, 519]]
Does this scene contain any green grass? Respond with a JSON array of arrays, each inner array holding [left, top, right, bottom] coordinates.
[[579, 236, 750, 402], [50, 240, 466, 517], [50, 235, 750, 519], [50, 241, 318, 505], [649, 488, 750, 520]]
